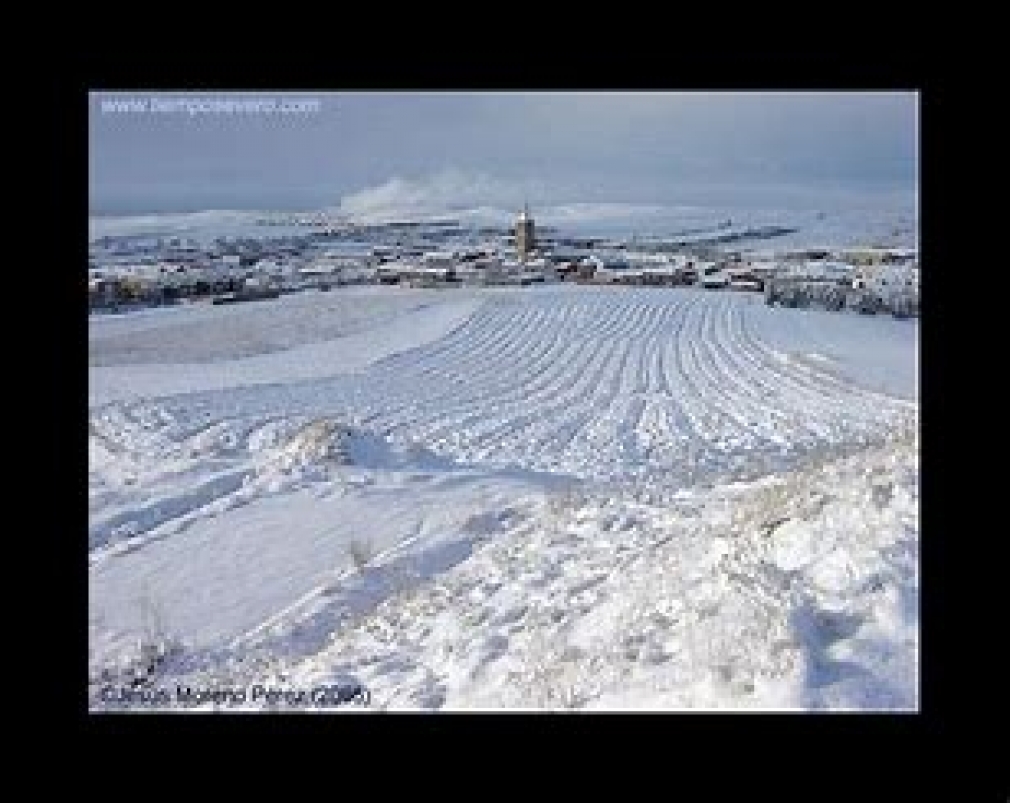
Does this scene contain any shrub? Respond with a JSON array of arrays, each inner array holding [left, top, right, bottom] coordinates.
[[347, 538, 375, 571]]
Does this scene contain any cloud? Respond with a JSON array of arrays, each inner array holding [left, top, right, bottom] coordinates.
[[336, 170, 551, 221]]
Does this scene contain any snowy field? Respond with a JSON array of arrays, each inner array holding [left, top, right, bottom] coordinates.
[[89, 287, 482, 404], [89, 284, 918, 710]]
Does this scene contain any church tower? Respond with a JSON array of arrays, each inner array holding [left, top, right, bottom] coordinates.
[[515, 202, 535, 263]]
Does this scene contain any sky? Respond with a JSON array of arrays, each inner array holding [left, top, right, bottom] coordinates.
[[89, 91, 918, 215]]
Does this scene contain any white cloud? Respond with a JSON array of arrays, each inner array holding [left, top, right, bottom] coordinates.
[[336, 170, 550, 222]]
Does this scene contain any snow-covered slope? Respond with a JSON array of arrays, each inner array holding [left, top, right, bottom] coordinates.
[[92, 429, 918, 710], [88, 285, 918, 710], [257, 429, 919, 710]]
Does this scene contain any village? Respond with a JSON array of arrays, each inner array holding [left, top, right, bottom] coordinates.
[[88, 206, 919, 318]]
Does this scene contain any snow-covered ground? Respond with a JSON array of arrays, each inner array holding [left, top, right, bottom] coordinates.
[[89, 287, 482, 405], [89, 284, 918, 710], [251, 430, 918, 710], [89, 198, 917, 251]]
